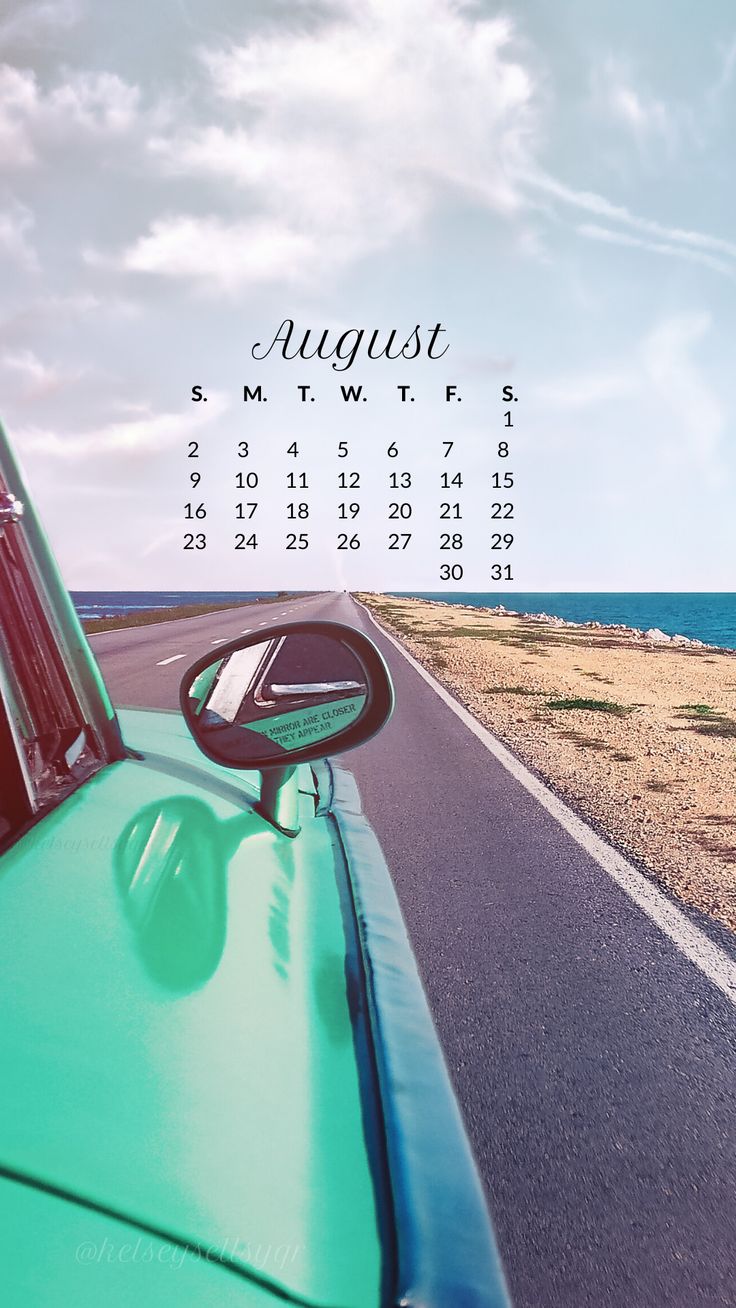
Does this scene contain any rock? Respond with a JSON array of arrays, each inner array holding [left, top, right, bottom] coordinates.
[[670, 634, 706, 648], [645, 628, 671, 643]]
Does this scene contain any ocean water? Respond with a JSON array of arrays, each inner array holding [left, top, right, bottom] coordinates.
[[71, 591, 278, 621], [395, 594, 736, 651], [72, 591, 736, 651]]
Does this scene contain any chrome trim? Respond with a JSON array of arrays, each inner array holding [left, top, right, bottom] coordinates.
[[0, 493, 24, 530], [0, 661, 37, 814], [266, 680, 364, 698]]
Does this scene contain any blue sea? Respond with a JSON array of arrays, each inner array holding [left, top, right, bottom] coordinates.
[[72, 591, 279, 621], [72, 591, 736, 651], [395, 594, 736, 651]]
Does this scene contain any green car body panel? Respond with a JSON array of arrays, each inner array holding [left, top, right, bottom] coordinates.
[[0, 418, 510, 1307], [1, 1180, 285, 1307], [0, 708, 384, 1305]]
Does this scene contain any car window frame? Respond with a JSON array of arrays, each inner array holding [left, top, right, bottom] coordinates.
[[0, 519, 105, 840], [0, 426, 125, 851], [0, 665, 36, 830]]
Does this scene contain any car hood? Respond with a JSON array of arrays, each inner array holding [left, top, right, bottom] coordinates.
[[0, 709, 383, 1307]]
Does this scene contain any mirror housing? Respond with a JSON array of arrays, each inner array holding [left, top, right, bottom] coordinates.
[[179, 620, 394, 834]]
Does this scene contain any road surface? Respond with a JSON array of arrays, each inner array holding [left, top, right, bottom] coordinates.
[[90, 592, 736, 1308]]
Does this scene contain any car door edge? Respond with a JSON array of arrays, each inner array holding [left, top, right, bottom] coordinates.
[[316, 759, 511, 1308]]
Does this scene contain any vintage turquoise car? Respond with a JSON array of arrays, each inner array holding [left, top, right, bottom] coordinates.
[[0, 421, 509, 1307]]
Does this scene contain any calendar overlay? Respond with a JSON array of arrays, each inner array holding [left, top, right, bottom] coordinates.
[[180, 322, 520, 591]]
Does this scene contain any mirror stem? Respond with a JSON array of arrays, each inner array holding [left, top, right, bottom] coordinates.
[[257, 765, 301, 837]]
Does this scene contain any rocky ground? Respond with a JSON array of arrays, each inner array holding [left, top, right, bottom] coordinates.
[[358, 593, 736, 935]]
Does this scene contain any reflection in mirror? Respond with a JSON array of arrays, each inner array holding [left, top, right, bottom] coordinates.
[[185, 632, 369, 765]]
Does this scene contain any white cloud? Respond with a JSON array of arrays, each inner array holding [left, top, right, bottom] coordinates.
[[110, 215, 317, 290], [118, 0, 536, 286], [0, 62, 141, 166], [577, 223, 736, 280], [99, 6, 734, 298], [0, 1, 80, 48], [15, 393, 229, 461], [50, 71, 140, 133], [594, 57, 673, 144], [0, 292, 142, 348], [534, 312, 724, 479], [0, 65, 36, 164], [0, 203, 37, 267], [526, 172, 736, 273], [641, 312, 723, 472], [1, 347, 72, 396], [709, 34, 736, 103]]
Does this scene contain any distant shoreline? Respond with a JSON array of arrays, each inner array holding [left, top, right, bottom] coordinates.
[[79, 592, 309, 634], [391, 592, 736, 652], [395, 595, 732, 654]]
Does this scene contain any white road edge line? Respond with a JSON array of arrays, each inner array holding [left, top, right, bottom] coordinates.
[[357, 600, 736, 1008], [156, 654, 185, 666]]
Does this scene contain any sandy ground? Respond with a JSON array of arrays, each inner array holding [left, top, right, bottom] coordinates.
[[358, 594, 736, 935]]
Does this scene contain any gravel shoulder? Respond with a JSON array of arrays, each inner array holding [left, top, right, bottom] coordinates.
[[357, 593, 736, 935]]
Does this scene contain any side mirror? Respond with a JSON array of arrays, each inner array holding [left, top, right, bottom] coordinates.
[[179, 620, 394, 775]]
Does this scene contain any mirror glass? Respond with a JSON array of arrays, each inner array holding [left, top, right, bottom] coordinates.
[[184, 632, 369, 764]]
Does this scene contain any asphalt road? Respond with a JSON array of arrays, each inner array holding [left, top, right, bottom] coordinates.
[[91, 592, 736, 1308]]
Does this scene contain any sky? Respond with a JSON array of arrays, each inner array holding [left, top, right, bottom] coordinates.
[[0, 0, 735, 590]]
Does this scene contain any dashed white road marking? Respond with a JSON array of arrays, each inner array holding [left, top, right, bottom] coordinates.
[[211, 638, 228, 645], [156, 654, 185, 666], [357, 600, 736, 1009]]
